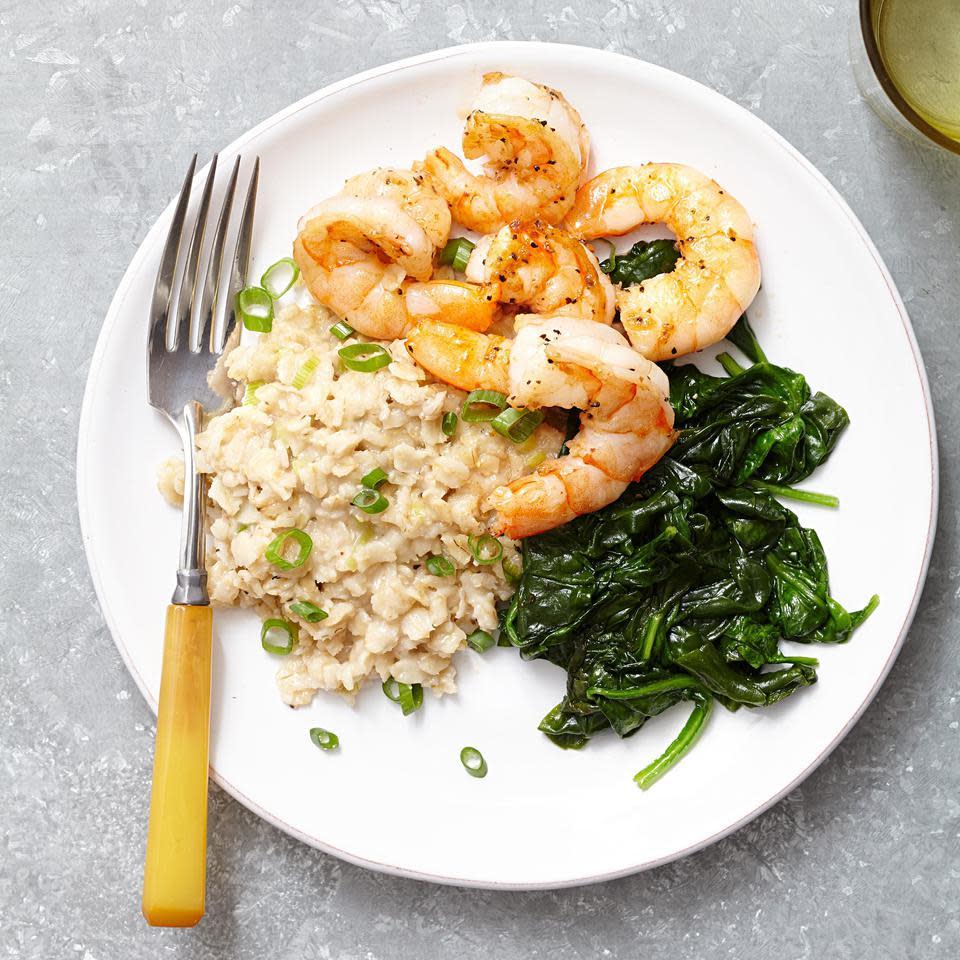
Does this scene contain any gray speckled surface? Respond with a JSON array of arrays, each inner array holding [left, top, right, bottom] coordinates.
[[2, 1, 958, 956]]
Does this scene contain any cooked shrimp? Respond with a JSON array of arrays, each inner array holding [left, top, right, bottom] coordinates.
[[301, 168, 450, 278], [294, 168, 495, 338], [404, 280, 499, 332], [420, 73, 589, 233], [405, 319, 512, 395], [465, 220, 616, 325], [564, 164, 761, 360], [406, 316, 675, 538]]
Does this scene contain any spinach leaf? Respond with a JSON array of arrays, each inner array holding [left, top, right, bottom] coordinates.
[[599, 238, 681, 287], [502, 316, 877, 786], [668, 359, 850, 486]]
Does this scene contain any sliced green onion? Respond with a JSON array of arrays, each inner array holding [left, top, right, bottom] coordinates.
[[236, 522, 250, 533], [338, 342, 391, 372], [289, 600, 328, 623], [261, 618, 298, 655], [352, 488, 389, 514], [459, 746, 488, 778], [361, 467, 388, 489], [491, 407, 544, 443], [502, 554, 523, 586], [466, 629, 495, 653], [291, 356, 320, 389], [398, 682, 424, 716], [354, 521, 376, 545], [265, 528, 313, 570], [425, 554, 455, 576], [439, 236, 476, 272], [441, 411, 458, 437], [242, 380, 264, 406], [236, 286, 274, 333], [260, 257, 300, 298], [309, 727, 339, 750], [461, 389, 508, 423], [468, 534, 502, 565], [382, 679, 423, 715], [330, 320, 355, 341]]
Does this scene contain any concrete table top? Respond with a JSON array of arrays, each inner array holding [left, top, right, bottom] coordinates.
[[2, 2, 958, 957]]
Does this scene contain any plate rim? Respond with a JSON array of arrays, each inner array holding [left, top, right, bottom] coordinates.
[[76, 40, 939, 889]]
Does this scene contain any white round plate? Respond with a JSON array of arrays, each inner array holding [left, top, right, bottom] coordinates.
[[78, 42, 937, 888]]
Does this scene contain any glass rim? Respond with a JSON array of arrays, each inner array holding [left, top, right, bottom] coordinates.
[[859, 0, 960, 154]]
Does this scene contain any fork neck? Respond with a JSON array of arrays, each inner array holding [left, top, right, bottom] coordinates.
[[172, 400, 209, 606]]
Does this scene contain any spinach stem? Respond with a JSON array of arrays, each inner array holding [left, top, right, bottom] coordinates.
[[726, 314, 768, 364], [598, 239, 617, 273], [748, 479, 840, 508], [858, 594, 880, 621], [634, 696, 713, 790], [769, 654, 820, 667], [639, 612, 663, 661], [587, 675, 698, 700], [716, 352, 745, 377]]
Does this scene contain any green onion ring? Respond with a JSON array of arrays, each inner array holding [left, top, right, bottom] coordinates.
[[309, 727, 339, 750], [242, 380, 264, 406], [381, 679, 424, 715], [425, 554, 455, 577], [502, 554, 523, 586], [338, 342, 392, 372], [468, 534, 502, 565], [264, 528, 313, 570], [289, 600, 328, 623], [352, 488, 389, 514], [491, 407, 544, 443], [261, 618, 298, 655], [398, 683, 424, 716], [361, 467, 388, 489], [459, 746, 488, 778], [292, 356, 319, 389], [461, 389, 508, 423], [330, 320, 355, 341], [466, 629, 495, 653], [260, 257, 300, 298], [438, 236, 476, 272], [441, 411, 458, 437], [236, 286, 274, 332]]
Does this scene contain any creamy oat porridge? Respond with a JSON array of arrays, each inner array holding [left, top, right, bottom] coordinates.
[[158, 299, 561, 706]]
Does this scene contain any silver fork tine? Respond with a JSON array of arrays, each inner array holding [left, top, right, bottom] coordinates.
[[197, 155, 241, 355], [217, 156, 260, 353], [149, 154, 196, 357], [174, 155, 218, 352]]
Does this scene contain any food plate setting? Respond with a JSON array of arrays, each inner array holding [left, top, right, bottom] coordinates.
[[78, 42, 936, 890]]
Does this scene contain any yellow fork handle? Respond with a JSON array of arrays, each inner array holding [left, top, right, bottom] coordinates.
[[142, 604, 213, 927]]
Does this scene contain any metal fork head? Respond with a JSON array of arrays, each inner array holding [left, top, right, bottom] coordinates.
[[147, 154, 260, 422]]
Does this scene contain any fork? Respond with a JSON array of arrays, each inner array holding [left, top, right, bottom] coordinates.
[[141, 153, 258, 927]]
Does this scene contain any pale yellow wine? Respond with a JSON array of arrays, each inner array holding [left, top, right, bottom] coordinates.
[[875, 0, 960, 142]]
